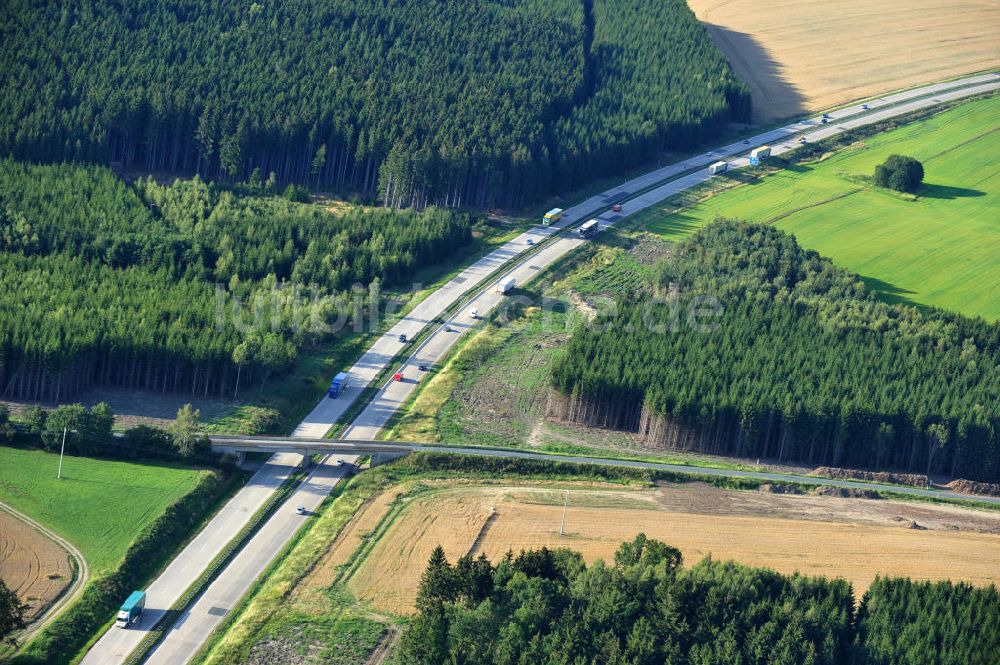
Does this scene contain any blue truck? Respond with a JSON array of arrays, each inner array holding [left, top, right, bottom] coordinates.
[[116, 590, 145, 628], [328, 371, 349, 398]]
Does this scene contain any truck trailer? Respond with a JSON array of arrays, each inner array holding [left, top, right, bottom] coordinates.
[[543, 208, 563, 226], [496, 277, 516, 294], [116, 590, 146, 628], [749, 146, 771, 160], [328, 371, 349, 398], [708, 161, 728, 175], [578, 219, 599, 238]]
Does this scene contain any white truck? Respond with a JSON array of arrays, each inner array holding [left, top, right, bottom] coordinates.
[[750, 146, 771, 160], [708, 161, 728, 175], [496, 277, 516, 294]]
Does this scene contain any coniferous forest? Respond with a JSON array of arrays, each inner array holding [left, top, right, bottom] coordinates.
[[549, 221, 1000, 481], [399, 535, 1000, 665], [0, 0, 749, 208], [0, 159, 474, 401]]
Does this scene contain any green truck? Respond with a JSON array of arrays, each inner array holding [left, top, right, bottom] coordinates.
[[116, 590, 146, 628]]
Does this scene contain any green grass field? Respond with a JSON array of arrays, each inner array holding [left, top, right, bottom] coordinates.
[[0, 446, 206, 572], [643, 96, 1000, 320]]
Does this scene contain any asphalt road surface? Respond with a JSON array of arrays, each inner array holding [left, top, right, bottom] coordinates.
[[141, 455, 357, 665], [78, 72, 999, 665], [339, 74, 1000, 441], [79, 453, 302, 665]]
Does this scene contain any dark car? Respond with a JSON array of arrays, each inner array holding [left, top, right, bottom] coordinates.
[[398, 333, 407, 343], [418, 364, 429, 372], [612, 204, 623, 213]]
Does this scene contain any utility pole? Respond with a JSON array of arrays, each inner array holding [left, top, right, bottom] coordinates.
[[559, 490, 568, 536], [57, 427, 68, 480]]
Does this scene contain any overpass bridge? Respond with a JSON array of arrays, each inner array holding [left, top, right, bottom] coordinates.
[[208, 435, 416, 466]]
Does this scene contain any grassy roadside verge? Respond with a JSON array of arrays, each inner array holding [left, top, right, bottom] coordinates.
[[379, 91, 1000, 488], [204, 219, 526, 436], [8, 464, 244, 665], [191, 470, 395, 665], [120, 466, 306, 665]]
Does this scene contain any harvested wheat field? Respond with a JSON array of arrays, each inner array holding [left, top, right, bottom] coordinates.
[[0, 509, 72, 619], [341, 482, 1000, 615], [688, 0, 1000, 122]]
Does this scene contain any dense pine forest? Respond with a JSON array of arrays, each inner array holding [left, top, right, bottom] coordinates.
[[399, 535, 1000, 664], [549, 221, 1000, 481], [0, 159, 475, 401], [0, 0, 748, 208]]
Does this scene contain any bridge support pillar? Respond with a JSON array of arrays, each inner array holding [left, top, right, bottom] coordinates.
[[297, 451, 313, 469], [234, 451, 246, 467]]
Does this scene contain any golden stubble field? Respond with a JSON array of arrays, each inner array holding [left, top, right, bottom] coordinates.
[[0, 509, 72, 619], [687, 0, 1000, 122], [322, 481, 1000, 615]]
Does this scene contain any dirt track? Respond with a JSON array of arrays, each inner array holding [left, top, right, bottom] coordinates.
[[688, 0, 1000, 121]]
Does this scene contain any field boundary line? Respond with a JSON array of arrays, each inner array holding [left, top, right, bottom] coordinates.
[[923, 126, 999, 162], [764, 188, 864, 225], [0, 499, 89, 650]]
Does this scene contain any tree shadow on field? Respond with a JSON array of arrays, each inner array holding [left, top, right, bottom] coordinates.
[[700, 23, 808, 123], [861, 275, 927, 313], [919, 183, 986, 200]]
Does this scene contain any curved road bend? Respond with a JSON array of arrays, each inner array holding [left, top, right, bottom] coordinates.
[[79, 71, 999, 665]]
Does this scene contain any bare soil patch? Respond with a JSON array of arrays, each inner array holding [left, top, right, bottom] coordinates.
[[0, 510, 72, 620], [343, 481, 1000, 614], [688, 0, 1000, 122]]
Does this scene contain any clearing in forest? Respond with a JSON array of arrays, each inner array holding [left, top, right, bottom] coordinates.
[[326, 481, 1000, 615], [688, 0, 1000, 122], [0, 508, 72, 620]]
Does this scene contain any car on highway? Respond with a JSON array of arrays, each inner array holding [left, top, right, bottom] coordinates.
[[799, 136, 807, 143], [398, 333, 407, 343], [469, 308, 479, 319], [335, 459, 345, 466], [418, 364, 429, 371], [743, 139, 750, 144], [393, 372, 404, 381], [861, 103, 870, 110], [526, 238, 534, 245], [444, 324, 453, 332], [295, 504, 306, 515], [612, 203, 623, 213]]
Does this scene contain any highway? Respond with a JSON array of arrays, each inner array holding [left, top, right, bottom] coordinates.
[[339, 73, 1000, 441], [78, 71, 999, 665], [79, 453, 302, 665]]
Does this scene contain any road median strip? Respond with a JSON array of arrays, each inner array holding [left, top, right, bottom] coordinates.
[[120, 468, 306, 665]]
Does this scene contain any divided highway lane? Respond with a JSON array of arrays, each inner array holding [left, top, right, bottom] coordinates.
[[79, 454, 302, 665], [79, 72, 997, 665], [340, 75, 1000, 442], [307, 71, 1000, 440], [142, 455, 357, 665]]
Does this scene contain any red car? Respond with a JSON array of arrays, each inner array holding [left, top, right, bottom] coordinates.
[[612, 204, 623, 213], [393, 372, 404, 382]]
